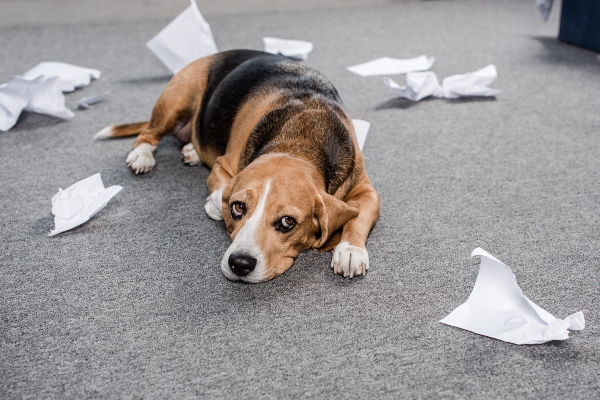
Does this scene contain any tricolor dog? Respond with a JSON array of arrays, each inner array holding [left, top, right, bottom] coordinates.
[[96, 50, 379, 282]]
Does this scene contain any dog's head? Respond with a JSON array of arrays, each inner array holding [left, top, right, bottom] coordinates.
[[220, 154, 358, 282]]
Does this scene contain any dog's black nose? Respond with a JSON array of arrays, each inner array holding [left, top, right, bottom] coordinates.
[[228, 253, 257, 276]]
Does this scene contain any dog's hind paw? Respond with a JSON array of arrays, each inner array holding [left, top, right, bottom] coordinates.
[[331, 242, 369, 278], [181, 143, 201, 166], [126, 143, 157, 174], [204, 189, 224, 221]]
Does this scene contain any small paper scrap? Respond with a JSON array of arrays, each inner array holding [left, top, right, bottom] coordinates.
[[352, 119, 370, 151], [440, 248, 585, 345], [146, 0, 218, 74], [537, 0, 554, 21], [263, 37, 313, 61], [49, 173, 123, 236], [23, 62, 100, 92], [78, 91, 111, 109], [347, 55, 434, 77], [0, 76, 74, 132], [384, 64, 499, 102]]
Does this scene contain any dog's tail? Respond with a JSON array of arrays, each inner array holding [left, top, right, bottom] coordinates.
[[93, 121, 149, 140]]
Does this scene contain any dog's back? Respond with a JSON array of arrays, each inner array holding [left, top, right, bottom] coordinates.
[[199, 50, 356, 194]]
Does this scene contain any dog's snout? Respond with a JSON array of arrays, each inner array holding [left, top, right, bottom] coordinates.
[[228, 253, 257, 276]]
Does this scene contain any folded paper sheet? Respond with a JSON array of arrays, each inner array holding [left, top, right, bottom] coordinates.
[[384, 64, 499, 102], [23, 62, 101, 92], [263, 37, 313, 61], [352, 119, 370, 151], [347, 55, 434, 77], [146, 0, 218, 74], [440, 248, 585, 345], [0, 76, 74, 132], [50, 173, 123, 236], [537, 0, 554, 21], [78, 91, 111, 109]]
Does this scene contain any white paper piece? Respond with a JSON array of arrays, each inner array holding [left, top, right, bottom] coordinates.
[[23, 62, 100, 92], [0, 76, 74, 132], [146, 0, 218, 74], [263, 37, 313, 61], [384, 64, 499, 102], [440, 248, 585, 345], [537, 0, 554, 21], [347, 55, 434, 77], [352, 119, 370, 151], [50, 173, 123, 236], [77, 91, 111, 109]]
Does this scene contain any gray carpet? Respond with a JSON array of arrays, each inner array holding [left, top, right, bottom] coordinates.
[[1, 0, 599, 398]]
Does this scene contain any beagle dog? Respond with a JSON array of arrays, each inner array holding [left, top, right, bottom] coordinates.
[[95, 50, 379, 282]]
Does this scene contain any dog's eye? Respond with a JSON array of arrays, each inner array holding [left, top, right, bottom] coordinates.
[[275, 216, 296, 232], [231, 202, 246, 220]]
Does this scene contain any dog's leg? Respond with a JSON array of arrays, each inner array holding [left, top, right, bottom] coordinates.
[[181, 143, 201, 166], [204, 157, 235, 221], [331, 177, 380, 278]]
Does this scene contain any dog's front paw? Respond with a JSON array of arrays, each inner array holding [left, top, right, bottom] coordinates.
[[126, 143, 157, 174], [181, 143, 201, 166], [331, 241, 369, 278], [204, 189, 223, 221]]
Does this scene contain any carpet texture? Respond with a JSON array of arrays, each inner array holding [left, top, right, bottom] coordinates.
[[1, 0, 599, 398]]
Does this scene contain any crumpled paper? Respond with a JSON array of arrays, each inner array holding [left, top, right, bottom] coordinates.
[[77, 91, 111, 109], [0, 76, 74, 132], [263, 37, 313, 61], [440, 248, 585, 345], [347, 55, 434, 77], [50, 173, 123, 236], [23, 62, 101, 92], [537, 0, 554, 21], [384, 64, 499, 101], [146, 0, 218, 74]]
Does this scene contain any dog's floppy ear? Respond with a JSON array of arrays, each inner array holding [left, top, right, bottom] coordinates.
[[312, 191, 358, 251]]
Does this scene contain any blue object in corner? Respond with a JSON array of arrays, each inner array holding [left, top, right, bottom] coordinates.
[[559, 0, 600, 53]]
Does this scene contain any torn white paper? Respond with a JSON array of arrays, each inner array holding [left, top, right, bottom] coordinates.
[[78, 91, 111, 109], [384, 64, 499, 102], [146, 0, 218, 74], [23, 62, 100, 92], [352, 119, 370, 151], [440, 248, 585, 345], [50, 173, 123, 236], [0, 76, 74, 132], [537, 0, 554, 21], [347, 55, 434, 77], [263, 37, 313, 61]]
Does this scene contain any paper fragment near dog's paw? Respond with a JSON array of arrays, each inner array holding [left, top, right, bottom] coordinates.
[[263, 37, 313, 61], [146, 0, 218, 74], [440, 248, 585, 345], [384, 64, 499, 102], [49, 173, 123, 236], [347, 55, 434, 77]]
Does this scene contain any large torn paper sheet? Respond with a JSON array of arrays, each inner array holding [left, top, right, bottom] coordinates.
[[352, 119, 370, 151], [23, 62, 100, 92], [50, 173, 123, 236], [384, 64, 499, 101], [347, 55, 434, 77], [263, 37, 313, 61], [440, 248, 585, 345], [147, 0, 218, 74], [0, 76, 74, 132]]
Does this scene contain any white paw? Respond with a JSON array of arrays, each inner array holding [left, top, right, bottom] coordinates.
[[126, 143, 156, 174], [204, 189, 223, 221], [331, 241, 369, 278], [181, 142, 200, 166]]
